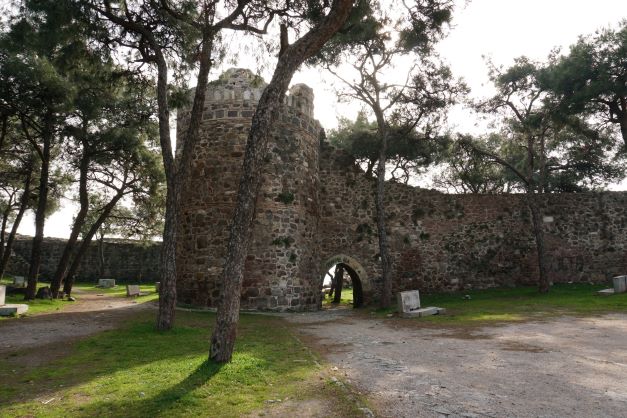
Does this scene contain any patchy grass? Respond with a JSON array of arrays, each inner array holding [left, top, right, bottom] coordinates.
[[1, 294, 67, 319], [73, 283, 159, 303], [0, 283, 158, 320], [322, 288, 354, 307], [0, 311, 366, 418], [375, 283, 627, 324]]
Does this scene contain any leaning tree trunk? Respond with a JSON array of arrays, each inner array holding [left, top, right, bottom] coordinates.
[[332, 265, 344, 304], [374, 113, 393, 309], [63, 192, 124, 296], [209, 0, 354, 363], [156, 32, 213, 331], [527, 193, 550, 293], [25, 124, 52, 301], [50, 143, 90, 298], [0, 173, 31, 279]]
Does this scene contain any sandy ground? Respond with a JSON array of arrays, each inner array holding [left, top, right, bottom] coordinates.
[[285, 310, 627, 418], [0, 289, 154, 355]]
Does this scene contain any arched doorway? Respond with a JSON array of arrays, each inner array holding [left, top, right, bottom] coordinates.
[[321, 255, 369, 309]]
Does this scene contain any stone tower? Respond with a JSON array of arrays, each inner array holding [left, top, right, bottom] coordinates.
[[176, 68, 322, 311]]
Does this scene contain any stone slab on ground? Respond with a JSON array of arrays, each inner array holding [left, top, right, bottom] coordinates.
[[597, 288, 615, 296], [126, 285, 140, 297], [401, 306, 445, 318], [98, 279, 115, 288], [612, 276, 627, 294], [0, 284, 5, 306], [0, 304, 28, 316], [397, 290, 421, 315]]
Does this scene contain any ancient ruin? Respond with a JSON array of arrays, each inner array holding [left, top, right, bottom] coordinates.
[[174, 68, 627, 311]]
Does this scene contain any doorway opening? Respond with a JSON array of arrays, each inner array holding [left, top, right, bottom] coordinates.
[[321, 262, 364, 308]]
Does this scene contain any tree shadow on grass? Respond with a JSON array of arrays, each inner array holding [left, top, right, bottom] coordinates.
[[0, 311, 304, 417], [72, 359, 224, 418]]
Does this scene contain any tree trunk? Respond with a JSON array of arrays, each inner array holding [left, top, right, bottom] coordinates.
[[0, 202, 11, 263], [620, 111, 627, 149], [50, 142, 90, 297], [0, 173, 31, 279], [156, 32, 213, 331], [332, 265, 344, 304], [63, 192, 124, 296], [25, 121, 52, 301], [524, 133, 549, 293], [98, 233, 105, 280], [374, 111, 392, 308], [209, 0, 354, 363], [527, 194, 549, 293]]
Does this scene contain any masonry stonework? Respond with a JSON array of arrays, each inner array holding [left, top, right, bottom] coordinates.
[[177, 68, 627, 311]]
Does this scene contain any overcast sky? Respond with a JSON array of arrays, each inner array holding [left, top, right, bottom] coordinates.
[[18, 0, 627, 238]]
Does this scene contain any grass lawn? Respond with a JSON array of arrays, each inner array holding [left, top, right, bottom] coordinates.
[[0, 311, 366, 418], [378, 283, 627, 324], [322, 288, 354, 307], [73, 283, 159, 302], [0, 281, 158, 320]]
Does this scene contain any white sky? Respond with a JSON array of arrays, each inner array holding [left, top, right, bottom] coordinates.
[[17, 0, 627, 238]]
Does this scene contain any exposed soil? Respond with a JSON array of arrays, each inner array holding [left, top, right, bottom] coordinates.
[[285, 310, 627, 418], [0, 289, 155, 356]]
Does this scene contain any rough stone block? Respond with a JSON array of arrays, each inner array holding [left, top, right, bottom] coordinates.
[[397, 290, 421, 314], [98, 279, 115, 288], [13, 276, 26, 288], [0, 284, 5, 305], [126, 284, 141, 297], [612, 276, 627, 294], [401, 306, 445, 318], [0, 304, 28, 316]]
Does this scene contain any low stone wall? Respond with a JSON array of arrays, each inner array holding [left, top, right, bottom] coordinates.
[[7, 235, 161, 283]]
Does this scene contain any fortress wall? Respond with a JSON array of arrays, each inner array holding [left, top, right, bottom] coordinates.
[[176, 69, 322, 311], [7, 235, 160, 282], [319, 144, 627, 303]]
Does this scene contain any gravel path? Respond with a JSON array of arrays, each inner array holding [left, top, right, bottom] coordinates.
[[0, 289, 154, 355], [286, 310, 627, 418]]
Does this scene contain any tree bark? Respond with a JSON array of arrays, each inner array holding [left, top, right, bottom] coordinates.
[[209, 0, 354, 363], [156, 31, 213, 331], [374, 110, 393, 308], [0, 201, 12, 263], [25, 117, 52, 301], [63, 191, 125, 296], [619, 110, 627, 149], [50, 140, 90, 297], [332, 265, 344, 304], [527, 194, 549, 293], [0, 172, 31, 279]]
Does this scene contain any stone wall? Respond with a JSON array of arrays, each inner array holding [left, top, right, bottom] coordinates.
[[176, 68, 627, 311], [7, 235, 161, 283], [319, 143, 627, 304], [176, 68, 321, 311]]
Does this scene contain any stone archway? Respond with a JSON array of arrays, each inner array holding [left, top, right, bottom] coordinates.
[[322, 254, 370, 308]]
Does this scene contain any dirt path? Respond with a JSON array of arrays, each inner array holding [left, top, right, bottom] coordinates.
[[285, 310, 627, 418], [0, 289, 155, 355]]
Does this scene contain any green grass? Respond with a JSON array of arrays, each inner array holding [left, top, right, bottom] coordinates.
[[0, 282, 158, 320], [322, 288, 354, 307], [375, 283, 627, 324], [0, 311, 366, 418], [73, 283, 159, 302]]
